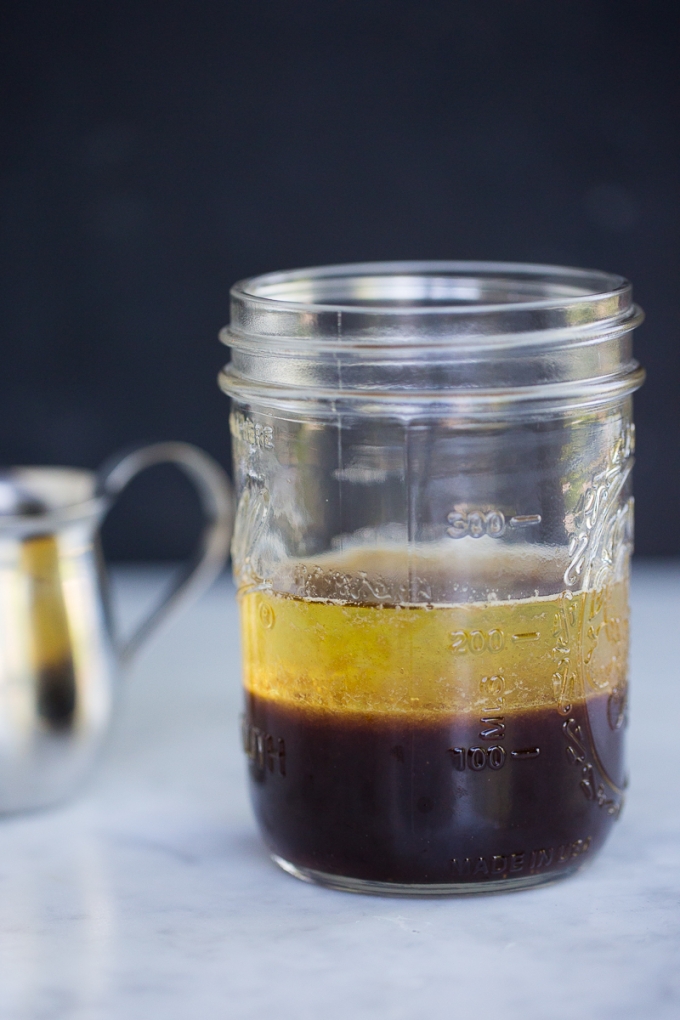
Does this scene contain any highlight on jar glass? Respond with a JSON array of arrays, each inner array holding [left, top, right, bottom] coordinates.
[[219, 261, 645, 895]]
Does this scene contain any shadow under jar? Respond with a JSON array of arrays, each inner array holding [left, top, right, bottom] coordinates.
[[219, 261, 645, 895]]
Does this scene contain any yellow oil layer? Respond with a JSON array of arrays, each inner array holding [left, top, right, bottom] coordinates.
[[20, 534, 73, 670], [239, 579, 628, 717]]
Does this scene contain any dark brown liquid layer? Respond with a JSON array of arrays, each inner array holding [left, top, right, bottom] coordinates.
[[244, 692, 624, 886]]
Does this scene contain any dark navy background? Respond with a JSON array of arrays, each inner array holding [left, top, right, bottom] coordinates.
[[1, 1, 678, 557]]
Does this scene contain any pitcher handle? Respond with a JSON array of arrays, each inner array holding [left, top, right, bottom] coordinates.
[[96, 442, 233, 668]]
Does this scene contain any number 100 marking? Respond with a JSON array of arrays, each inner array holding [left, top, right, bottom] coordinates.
[[448, 745, 506, 771]]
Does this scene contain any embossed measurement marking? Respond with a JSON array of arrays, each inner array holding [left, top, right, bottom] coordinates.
[[448, 745, 540, 770], [480, 674, 505, 720], [448, 746, 506, 771], [258, 599, 275, 629], [512, 631, 540, 642], [451, 629, 504, 654], [508, 515, 542, 527], [511, 747, 541, 760], [446, 509, 542, 539], [480, 717, 505, 740]]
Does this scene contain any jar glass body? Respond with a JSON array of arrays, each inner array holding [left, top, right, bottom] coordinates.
[[221, 262, 643, 894]]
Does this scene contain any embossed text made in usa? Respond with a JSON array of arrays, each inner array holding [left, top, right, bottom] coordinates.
[[230, 410, 274, 450], [450, 836, 592, 879]]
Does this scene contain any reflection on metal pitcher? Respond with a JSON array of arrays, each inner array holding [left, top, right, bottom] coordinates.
[[0, 443, 232, 813]]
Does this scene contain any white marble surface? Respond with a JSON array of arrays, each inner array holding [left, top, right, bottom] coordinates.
[[1, 562, 679, 1020]]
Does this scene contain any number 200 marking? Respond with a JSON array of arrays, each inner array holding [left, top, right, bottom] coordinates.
[[451, 629, 505, 654]]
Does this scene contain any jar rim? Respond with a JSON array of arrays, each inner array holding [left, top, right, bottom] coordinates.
[[221, 261, 644, 414], [232, 260, 631, 319], [226, 261, 642, 348]]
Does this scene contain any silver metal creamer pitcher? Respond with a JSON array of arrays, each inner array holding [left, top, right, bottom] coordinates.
[[0, 442, 233, 813]]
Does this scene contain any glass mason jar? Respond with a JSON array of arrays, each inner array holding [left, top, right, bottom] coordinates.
[[219, 261, 644, 895]]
